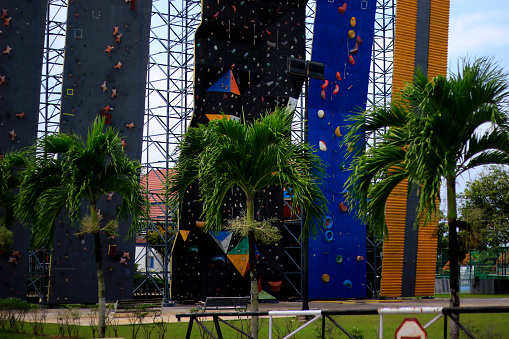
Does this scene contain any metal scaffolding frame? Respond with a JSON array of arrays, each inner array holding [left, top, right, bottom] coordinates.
[[365, 0, 396, 298], [33, 0, 394, 302], [39, 0, 67, 137]]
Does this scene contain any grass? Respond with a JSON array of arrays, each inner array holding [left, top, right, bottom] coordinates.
[[1, 312, 508, 338]]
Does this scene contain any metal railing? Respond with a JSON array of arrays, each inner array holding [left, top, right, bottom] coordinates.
[[176, 306, 509, 339]]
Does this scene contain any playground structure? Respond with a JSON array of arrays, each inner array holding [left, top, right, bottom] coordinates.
[[0, 0, 445, 303]]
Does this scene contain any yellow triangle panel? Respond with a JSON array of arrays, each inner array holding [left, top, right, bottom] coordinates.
[[228, 254, 249, 276], [180, 230, 190, 242]]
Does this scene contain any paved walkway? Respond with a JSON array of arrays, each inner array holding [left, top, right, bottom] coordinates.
[[42, 297, 509, 325]]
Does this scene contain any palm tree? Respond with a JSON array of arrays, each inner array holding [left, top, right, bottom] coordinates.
[[344, 57, 509, 338], [16, 117, 148, 338], [0, 151, 26, 250], [168, 106, 327, 338]]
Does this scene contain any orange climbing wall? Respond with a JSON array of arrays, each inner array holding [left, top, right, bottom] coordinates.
[[427, 0, 450, 77], [381, 180, 408, 297], [381, 0, 450, 297], [414, 0, 450, 296]]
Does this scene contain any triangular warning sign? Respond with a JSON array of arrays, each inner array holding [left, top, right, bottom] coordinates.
[[227, 254, 249, 276], [206, 70, 240, 95], [179, 230, 190, 242]]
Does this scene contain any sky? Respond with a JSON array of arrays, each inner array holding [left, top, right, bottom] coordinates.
[[447, 0, 509, 195]]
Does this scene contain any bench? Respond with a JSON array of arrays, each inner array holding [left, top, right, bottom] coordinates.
[[197, 296, 250, 312], [108, 298, 163, 320]]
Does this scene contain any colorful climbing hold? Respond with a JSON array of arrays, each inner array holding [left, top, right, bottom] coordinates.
[[349, 55, 355, 65], [317, 110, 325, 118], [356, 36, 363, 44], [105, 46, 114, 54], [350, 17, 356, 27], [324, 216, 333, 230], [196, 221, 206, 228], [335, 126, 342, 137], [333, 84, 339, 94], [321, 90, 326, 100], [321, 79, 328, 89], [339, 202, 348, 213], [348, 30, 355, 39], [319, 140, 327, 151], [324, 230, 334, 242], [336, 255, 343, 264], [322, 274, 330, 283], [356, 256, 364, 261], [343, 279, 353, 289], [338, 3, 347, 14], [101, 81, 108, 92], [350, 43, 359, 55], [336, 72, 341, 81]]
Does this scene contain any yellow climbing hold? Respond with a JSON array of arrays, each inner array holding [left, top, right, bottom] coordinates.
[[335, 126, 342, 137], [348, 30, 355, 39], [322, 274, 330, 283], [350, 17, 356, 27]]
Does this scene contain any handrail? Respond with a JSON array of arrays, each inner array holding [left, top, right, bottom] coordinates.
[[176, 306, 509, 339], [268, 310, 322, 339]]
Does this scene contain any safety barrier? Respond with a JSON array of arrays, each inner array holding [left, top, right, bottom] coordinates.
[[176, 306, 509, 338]]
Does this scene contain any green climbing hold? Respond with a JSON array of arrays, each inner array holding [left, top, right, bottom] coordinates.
[[336, 255, 343, 264]]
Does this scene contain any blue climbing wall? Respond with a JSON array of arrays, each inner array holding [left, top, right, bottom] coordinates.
[[307, 0, 375, 299]]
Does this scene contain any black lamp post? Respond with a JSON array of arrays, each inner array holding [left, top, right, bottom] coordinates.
[[287, 58, 324, 310]]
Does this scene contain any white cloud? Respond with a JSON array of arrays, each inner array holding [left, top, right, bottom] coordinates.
[[448, 4, 509, 69]]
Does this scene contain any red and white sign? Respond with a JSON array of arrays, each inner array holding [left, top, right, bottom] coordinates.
[[395, 318, 427, 339]]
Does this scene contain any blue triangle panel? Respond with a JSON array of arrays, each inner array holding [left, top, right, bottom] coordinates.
[[210, 231, 233, 243], [206, 70, 233, 93]]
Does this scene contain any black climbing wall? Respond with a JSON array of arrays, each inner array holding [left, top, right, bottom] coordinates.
[[0, 0, 49, 300], [48, 0, 152, 304], [174, 0, 307, 301]]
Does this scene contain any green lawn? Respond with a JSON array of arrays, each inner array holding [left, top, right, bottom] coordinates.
[[1, 312, 508, 338]]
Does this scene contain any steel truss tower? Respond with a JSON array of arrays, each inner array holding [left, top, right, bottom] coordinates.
[[34, 0, 394, 301]]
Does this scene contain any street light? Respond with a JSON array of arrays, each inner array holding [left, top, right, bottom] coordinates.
[[287, 57, 324, 310]]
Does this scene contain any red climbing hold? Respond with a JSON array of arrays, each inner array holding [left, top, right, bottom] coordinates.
[[349, 55, 355, 65], [321, 79, 328, 89], [321, 90, 326, 100], [333, 84, 339, 94], [339, 202, 348, 213], [338, 3, 347, 14], [356, 36, 363, 45], [350, 43, 359, 55], [336, 72, 341, 81]]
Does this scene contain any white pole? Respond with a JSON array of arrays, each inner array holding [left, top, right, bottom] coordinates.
[[379, 314, 383, 339]]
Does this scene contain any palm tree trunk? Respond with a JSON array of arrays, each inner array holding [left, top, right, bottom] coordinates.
[[447, 175, 460, 339], [246, 195, 259, 339], [91, 204, 107, 338]]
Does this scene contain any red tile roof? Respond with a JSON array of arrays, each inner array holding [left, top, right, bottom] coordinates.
[[140, 168, 175, 222]]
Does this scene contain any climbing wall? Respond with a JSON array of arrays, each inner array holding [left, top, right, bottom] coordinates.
[[48, 0, 152, 304], [381, 0, 448, 298], [307, 0, 376, 299], [173, 0, 307, 301], [0, 0, 48, 299]]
